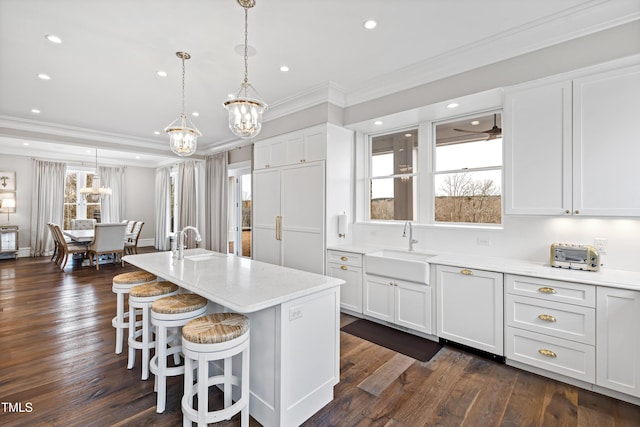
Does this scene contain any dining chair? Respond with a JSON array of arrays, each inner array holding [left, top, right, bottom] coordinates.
[[124, 221, 144, 255], [87, 223, 127, 270], [51, 223, 88, 269], [125, 220, 137, 234], [70, 218, 97, 230]]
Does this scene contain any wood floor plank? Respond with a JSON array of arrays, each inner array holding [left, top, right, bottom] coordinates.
[[358, 353, 415, 397]]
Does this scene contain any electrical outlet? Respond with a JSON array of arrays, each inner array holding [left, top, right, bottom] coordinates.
[[477, 237, 491, 246], [289, 306, 303, 321], [594, 238, 607, 254]]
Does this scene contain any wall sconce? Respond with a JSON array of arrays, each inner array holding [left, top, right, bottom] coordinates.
[[338, 213, 347, 238], [1, 198, 16, 222]]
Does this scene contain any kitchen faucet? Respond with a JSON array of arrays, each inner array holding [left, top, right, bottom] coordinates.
[[402, 221, 418, 251], [175, 226, 202, 260]]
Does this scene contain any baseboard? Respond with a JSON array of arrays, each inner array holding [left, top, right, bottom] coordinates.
[[137, 238, 154, 247]]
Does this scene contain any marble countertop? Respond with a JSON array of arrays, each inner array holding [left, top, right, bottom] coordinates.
[[123, 249, 344, 313], [328, 245, 640, 291]]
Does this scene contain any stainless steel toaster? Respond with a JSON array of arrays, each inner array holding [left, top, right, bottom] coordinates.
[[550, 243, 600, 271]]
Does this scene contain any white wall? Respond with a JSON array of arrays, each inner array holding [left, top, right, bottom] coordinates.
[[0, 153, 155, 253]]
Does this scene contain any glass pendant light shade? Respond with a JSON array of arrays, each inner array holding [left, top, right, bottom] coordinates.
[[165, 51, 200, 156], [80, 149, 112, 202], [223, 0, 267, 140], [223, 83, 267, 139], [165, 113, 201, 156]]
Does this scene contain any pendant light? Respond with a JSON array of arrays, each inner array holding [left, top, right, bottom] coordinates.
[[165, 51, 200, 156], [223, 0, 267, 140], [80, 148, 112, 202]]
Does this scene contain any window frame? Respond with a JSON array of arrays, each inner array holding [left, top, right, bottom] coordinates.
[[64, 167, 101, 229]]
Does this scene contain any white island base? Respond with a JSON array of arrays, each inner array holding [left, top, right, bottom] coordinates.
[[123, 249, 342, 427]]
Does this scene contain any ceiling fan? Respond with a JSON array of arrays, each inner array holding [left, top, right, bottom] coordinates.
[[454, 113, 502, 140]]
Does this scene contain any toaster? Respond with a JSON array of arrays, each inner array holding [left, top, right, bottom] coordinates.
[[550, 243, 600, 271]]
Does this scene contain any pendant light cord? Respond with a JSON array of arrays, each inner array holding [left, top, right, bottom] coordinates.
[[243, 7, 249, 85], [181, 55, 186, 115]]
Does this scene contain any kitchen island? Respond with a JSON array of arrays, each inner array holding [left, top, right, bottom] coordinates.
[[123, 249, 344, 427]]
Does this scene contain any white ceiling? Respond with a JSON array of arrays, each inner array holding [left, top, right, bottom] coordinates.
[[0, 0, 638, 168]]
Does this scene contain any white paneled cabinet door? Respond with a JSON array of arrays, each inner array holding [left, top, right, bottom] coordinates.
[[281, 162, 325, 274], [436, 265, 504, 355], [395, 280, 431, 334], [327, 263, 363, 313], [504, 80, 572, 215], [596, 287, 640, 398], [252, 168, 282, 265], [364, 275, 394, 323], [573, 65, 640, 216]]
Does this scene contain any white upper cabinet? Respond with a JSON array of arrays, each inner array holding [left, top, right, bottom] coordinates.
[[504, 80, 572, 215], [505, 63, 640, 216], [573, 65, 640, 216], [254, 127, 326, 170]]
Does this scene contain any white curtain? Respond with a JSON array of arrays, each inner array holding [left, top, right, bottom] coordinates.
[[154, 166, 171, 250], [178, 161, 198, 248], [99, 165, 125, 223], [205, 152, 228, 252], [30, 159, 66, 256]]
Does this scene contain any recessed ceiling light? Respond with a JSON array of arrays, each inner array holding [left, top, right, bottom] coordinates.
[[405, 133, 412, 137], [363, 20, 377, 30], [192, 112, 199, 117], [227, 93, 236, 99], [38, 73, 51, 80], [135, 156, 141, 160], [30, 108, 41, 114], [280, 65, 289, 72], [157, 70, 167, 77], [45, 34, 62, 44], [23, 142, 30, 146], [374, 120, 383, 125], [154, 131, 161, 135], [471, 120, 480, 126], [447, 103, 459, 109]]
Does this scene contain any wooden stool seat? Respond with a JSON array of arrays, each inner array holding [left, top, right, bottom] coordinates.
[[128, 281, 179, 380], [149, 293, 208, 413], [182, 313, 250, 426], [111, 270, 157, 354]]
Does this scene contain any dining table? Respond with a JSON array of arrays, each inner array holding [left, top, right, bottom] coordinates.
[[63, 229, 135, 243]]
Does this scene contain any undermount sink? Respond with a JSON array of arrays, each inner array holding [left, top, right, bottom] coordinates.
[[364, 249, 435, 283], [184, 252, 228, 262]]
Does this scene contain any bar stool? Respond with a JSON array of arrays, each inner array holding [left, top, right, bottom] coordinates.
[[112, 270, 157, 354], [149, 293, 208, 413], [181, 313, 250, 427], [127, 281, 179, 380]]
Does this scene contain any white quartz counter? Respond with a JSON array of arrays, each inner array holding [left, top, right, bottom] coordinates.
[[328, 245, 640, 291], [123, 248, 344, 313]]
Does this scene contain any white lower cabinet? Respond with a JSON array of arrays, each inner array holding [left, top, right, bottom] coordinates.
[[364, 274, 432, 334], [505, 275, 596, 383], [596, 287, 640, 398], [436, 266, 504, 355], [327, 250, 363, 314]]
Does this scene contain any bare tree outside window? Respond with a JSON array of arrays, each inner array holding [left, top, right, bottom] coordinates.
[[436, 173, 501, 224]]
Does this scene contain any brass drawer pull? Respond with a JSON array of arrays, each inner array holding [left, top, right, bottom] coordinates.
[[340, 256, 348, 261], [538, 287, 557, 294], [340, 265, 348, 270], [538, 314, 557, 322], [460, 269, 473, 275], [538, 349, 557, 358]]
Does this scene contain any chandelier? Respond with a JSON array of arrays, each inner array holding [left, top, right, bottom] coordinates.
[[165, 51, 200, 156], [80, 148, 112, 202], [223, 0, 267, 139]]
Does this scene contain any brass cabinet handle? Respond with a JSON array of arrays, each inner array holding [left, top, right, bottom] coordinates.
[[564, 210, 570, 214], [538, 314, 557, 322], [275, 216, 282, 241], [538, 287, 557, 294], [460, 269, 473, 275], [340, 265, 347, 270], [340, 256, 348, 261], [538, 349, 557, 358], [574, 210, 580, 214]]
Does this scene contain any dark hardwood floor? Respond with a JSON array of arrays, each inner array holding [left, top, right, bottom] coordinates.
[[1, 251, 639, 426]]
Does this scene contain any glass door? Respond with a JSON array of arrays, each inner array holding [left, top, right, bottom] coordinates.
[[228, 167, 252, 257]]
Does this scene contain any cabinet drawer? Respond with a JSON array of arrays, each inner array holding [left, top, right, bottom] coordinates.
[[506, 274, 595, 307], [506, 294, 595, 345], [506, 327, 595, 383], [327, 250, 362, 267]]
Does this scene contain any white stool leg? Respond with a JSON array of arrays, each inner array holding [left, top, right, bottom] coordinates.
[[127, 302, 136, 369], [155, 323, 167, 412], [198, 354, 208, 427], [141, 303, 151, 380], [115, 291, 125, 354], [241, 344, 250, 427], [224, 356, 232, 409]]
